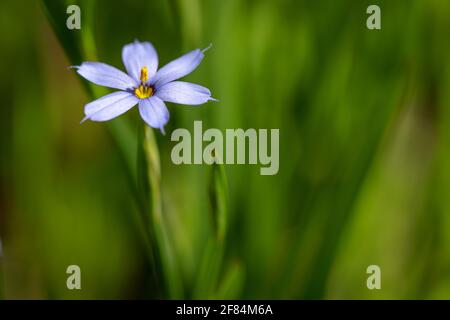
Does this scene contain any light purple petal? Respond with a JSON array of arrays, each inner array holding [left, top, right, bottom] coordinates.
[[75, 62, 137, 90], [138, 96, 170, 133], [156, 81, 216, 105], [151, 49, 204, 88], [122, 40, 158, 82], [83, 91, 138, 122]]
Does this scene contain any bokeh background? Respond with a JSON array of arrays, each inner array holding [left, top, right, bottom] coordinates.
[[1, 0, 450, 299]]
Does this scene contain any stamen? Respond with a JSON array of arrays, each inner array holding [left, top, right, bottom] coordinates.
[[134, 66, 154, 99], [140, 66, 148, 82], [134, 84, 154, 99]]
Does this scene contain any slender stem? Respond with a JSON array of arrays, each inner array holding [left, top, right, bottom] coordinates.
[[143, 126, 183, 299]]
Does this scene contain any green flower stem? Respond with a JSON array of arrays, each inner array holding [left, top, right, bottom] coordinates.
[[143, 126, 183, 299]]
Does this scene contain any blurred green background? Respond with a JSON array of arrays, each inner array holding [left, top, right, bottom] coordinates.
[[1, 0, 450, 299]]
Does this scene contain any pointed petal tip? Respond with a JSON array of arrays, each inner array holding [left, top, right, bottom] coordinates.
[[202, 43, 213, 53], [80, 116, 89, 124]]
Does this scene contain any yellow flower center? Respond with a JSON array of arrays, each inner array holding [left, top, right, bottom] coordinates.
[[134, 84, 153, 99], [134, 66, 153, 99]]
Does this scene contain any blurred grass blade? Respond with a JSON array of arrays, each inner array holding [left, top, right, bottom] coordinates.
[[41, 0, 84, 68], [143, 126, 183, 299], [215, 262, 244, 299], [0, 239, 4, 299], [193, 238, 223, 299], [209, 162, 228, 241], [193, 162, 229, 298]]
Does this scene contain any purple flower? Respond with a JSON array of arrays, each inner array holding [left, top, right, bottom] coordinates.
[[73, 40, 216, 134]]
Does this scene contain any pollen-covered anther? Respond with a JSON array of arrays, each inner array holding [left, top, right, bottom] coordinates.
[[140, 66, 149, 82], [134, 84, 154, 99]]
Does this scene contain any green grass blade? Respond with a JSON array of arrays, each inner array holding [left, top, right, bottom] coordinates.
[[193, 162, 229, 298], [209, 163, 228, 241], [41, 0, 84, 65], [193, 238, 223, 299], [215, 261, 244, 299], [0, 240, 4, 299], [143, 126, 183, 299]]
